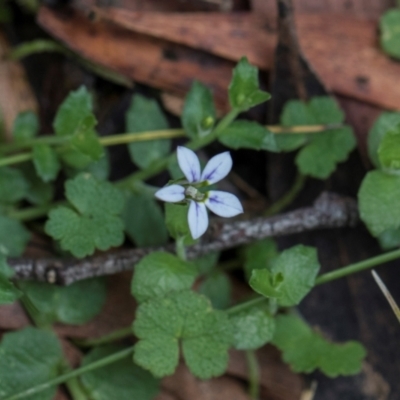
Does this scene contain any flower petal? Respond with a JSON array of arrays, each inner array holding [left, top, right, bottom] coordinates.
[[205, 190, 243, 217], [155, 185, 185, 202], [177, 146, 201, 183], [201, 152, 232, 184], [188, 200, 209, 239]]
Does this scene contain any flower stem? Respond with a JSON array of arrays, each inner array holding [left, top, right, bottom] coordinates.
[[176, 236, 187, 261], [264, 173, 306, 216], [246, 350, 260, 400], [74, 327, 133, 348], [227, 296, 267, 315], [4, 346, 134, 400]]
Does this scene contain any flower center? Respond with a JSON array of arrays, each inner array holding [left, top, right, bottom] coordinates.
[[185, 186, 206, 202]]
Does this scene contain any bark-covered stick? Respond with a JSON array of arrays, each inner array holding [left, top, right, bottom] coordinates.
[[8, 192, 359, 285]]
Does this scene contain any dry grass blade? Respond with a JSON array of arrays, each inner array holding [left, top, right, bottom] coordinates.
[[372, 270, 400, 324]]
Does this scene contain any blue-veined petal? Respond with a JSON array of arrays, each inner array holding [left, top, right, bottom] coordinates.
[[177, 146, 201, 183], [205, 190, 243, 217], [188, 200, 209, 239], [155, 184, 185, 202], [201, 152, 232, 184]]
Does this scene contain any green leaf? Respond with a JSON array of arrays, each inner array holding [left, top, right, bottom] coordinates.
[[0, 167, 29, 203], [249, 245, 320, 307], [296, 126, 356, 179], [380, 9, 400, 59], [131, 252, 198, 303], [12, 110, 39, 141], [123, 192, 168, 247], [228, 57, 271, 111], [358, 170, 400, 236], [19, 278, 107, 325], [219, 120, 278, 152], [272, 314, 366, 377], [0, 215, 30, 257], [193, 252, 220, 275], [378, 123, 400, 171], [126, 94, 170, 169], [378, 228, 400, 250], [165, 203, 196, 245], [182, 81, 216, 139], [275, 97, 355, 178], [133, 290, 232, 379], [69, 115, 103, 159], [0, 327, 64, 400], [275, 100, 314, 151], [368, 112, 400, 167], [84, 153, 110, 181], [199, 272, 231, 309], [230, 305, 275, 350], [20, 165, 54, 205], [53, 86, 93, 138], [45, 173, 125, 257], [0, 255, 22, 304], [32, 144, 60, 182], [243, 238, 279, 280], [80, 345, 160, 400]]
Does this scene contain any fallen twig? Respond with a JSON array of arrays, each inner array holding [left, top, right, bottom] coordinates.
[[8, 192, 359, 285]]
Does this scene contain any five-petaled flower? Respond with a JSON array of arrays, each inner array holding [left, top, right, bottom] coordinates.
[[155, 146, 243, 239]]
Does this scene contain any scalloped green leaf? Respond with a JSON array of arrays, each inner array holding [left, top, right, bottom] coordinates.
[[131, 252, 198, 303], [272, 314, 366, 377], [45, 173, 125, 257], [133, 290, 232, 379]]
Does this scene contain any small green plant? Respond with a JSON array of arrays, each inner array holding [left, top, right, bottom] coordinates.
[[1, 57, 398, 400]]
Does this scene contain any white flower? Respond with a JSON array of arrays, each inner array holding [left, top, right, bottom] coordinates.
[[155, 146, 243, 239]]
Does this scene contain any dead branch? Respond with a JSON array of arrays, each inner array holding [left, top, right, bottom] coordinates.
[[8, 192, 359, 285]]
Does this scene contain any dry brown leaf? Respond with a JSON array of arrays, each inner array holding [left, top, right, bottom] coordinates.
[[85, 9, 400, 111], [162, 362, 250, 400], [0, 302, 30, 330], [0, 31, 38, 139], [37, 7, 233, 112], [252, 0, 393, 19]]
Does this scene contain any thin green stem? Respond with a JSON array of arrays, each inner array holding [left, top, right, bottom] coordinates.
[[264, 173, 306, 217], [74, 327, 132, 348], [0, 152, 32, 167], [4, 346, 134, 400], [227, 296, 267, 315], [117, 109, 239, 189], [9, 39, 66, 60], [246, 350, 260, 400], [0, 136, 69, 154], [7, 201, 66, 222], [315, 248, 400, 285], [65, 377, 89, 400], [100, 129, 184, 146], [227, 248, 400, 315]]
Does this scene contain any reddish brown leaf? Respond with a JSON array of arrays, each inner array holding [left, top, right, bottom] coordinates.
[[37, 7, 234, 112], [0, 31, 38, 139], [80, 9, 400, 111]]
